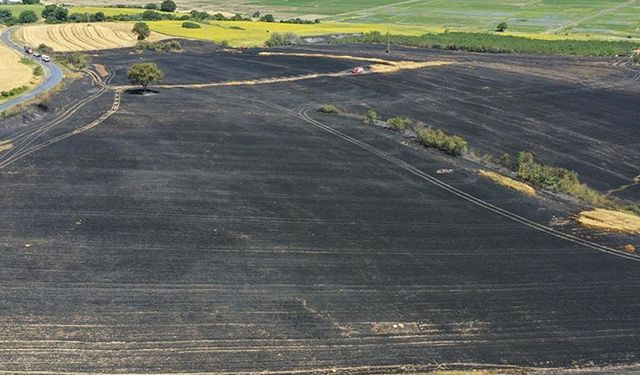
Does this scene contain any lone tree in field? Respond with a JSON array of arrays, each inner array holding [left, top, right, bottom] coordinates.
[[132, 22, 151, 40], [160, 0, 176, 12], [127, 62, 163, 91], [496, 22, 508, 32]]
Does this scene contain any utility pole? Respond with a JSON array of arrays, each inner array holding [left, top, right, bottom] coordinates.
[[385, 29, 390, 54]]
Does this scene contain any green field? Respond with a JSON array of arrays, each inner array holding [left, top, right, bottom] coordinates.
[[0, 4, 44, 19], [4, 1, 640, 39], [157, 0, 640, 39]]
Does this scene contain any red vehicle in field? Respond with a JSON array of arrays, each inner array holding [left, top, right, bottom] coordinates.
[[24, 45, 33, 54]]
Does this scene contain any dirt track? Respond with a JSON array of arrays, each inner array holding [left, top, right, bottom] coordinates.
[[0, 42, 639, 373]]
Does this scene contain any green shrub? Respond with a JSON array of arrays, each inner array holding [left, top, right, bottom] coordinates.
[[633, 53, 640, 64], [415, 128, 467, 156], [135, 40, 182, 51], [19, 57, 35, 65], [387, 116, 413, 131], [496, 22, 508, 32], [318, 104, 338, 114], [364, 109, 378, 123], [181, 21, 200, 28], [1, 85, 29, 98], [33, 66, 44, 76], [37, 43, 54, 54], [265, 32, 301, 47]]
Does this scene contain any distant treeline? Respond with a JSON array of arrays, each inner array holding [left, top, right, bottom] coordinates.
[[335, 31, 640, 57]]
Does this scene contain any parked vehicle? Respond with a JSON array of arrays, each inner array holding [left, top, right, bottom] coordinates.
[[24, 46, 33, 54], [41, 55, 50, 62], [33, 52, 41, 57]]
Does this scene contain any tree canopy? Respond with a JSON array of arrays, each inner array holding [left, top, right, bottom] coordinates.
[[160, 0, 176, 12], [127, 62, 163, 90], [41, 5, 68, 23], [132, 22, 151, 40]]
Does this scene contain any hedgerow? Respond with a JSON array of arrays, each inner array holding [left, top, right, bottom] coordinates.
[[335, 31, 640, 57], [135, 40, 182, 52], [415, 128, 468, 156]]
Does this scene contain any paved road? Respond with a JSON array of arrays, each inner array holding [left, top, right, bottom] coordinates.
[[0, 27, 64, 112]]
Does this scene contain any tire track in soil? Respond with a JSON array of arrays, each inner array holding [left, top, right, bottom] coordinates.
[[0, 69, 119, 170], [247, 100, 640, 262]]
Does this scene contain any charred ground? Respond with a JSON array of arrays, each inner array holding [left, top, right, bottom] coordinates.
[[0, 41, 639, 373]]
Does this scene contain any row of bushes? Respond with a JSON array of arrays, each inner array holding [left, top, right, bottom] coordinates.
[[94, 1, 177, 11], [56, 52, 88, 70], [384, 114, 467, 156], [0, 8, 37, 25], [515, 151, 606, 206], [334, 31, 640, 57], [265, 32, 301, 47], [416, 128, 468, 156], [319, 105, 468, 156], [134, 40, 182, 51]]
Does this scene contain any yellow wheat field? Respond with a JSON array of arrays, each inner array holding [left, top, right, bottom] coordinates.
[[0, 27, 33, 92], [14, 22, 168, 52]]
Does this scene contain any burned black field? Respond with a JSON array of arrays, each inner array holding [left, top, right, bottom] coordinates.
[[0, 42, 639, 373]]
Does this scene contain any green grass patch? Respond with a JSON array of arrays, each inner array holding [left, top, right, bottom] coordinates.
[[1, 85, 29, 98], [19, 57, 36, 66], [33, 65, 43, 76]]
